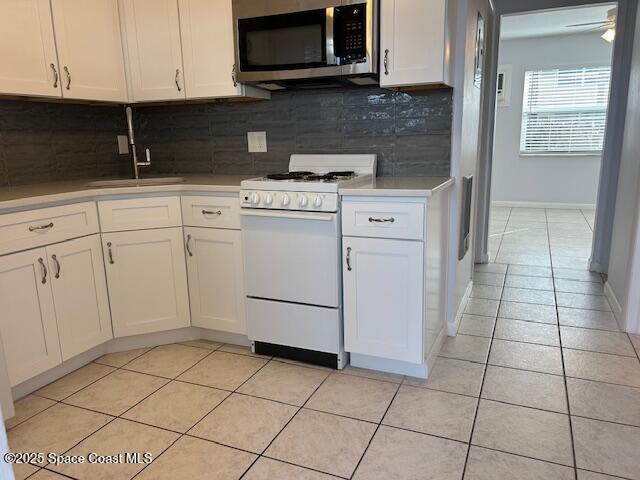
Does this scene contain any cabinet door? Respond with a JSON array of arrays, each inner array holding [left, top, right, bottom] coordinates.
[[48, 235, 113, 361], [178, 0, 240, 99], [185, 227, 246, 334], [0, 0, 61, 97], [51, 0, 127, 102], [0, 248, 61, 386], [121, 0, 186, 101], [103, 227, 190, 337], [342, 237, 423, 363], [380, 0, 446, 87]]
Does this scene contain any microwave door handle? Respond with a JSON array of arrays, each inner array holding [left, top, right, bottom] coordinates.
[[326, 7, 336, 66]]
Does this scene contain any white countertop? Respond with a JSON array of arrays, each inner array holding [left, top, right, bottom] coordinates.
[[339, 176, 454, 197], [0, 175, 254, 212], [0, 175, 455, 212]]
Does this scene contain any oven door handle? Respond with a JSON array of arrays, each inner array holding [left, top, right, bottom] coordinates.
[[240, 209, 336, 222]]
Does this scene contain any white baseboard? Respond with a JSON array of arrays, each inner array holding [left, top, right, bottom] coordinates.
[[604, 281, 623, 330], [491, 201, 596, 210], [448, 280, 472, 336], [350, 353, 428, 379], [12, 327, 250, 401]]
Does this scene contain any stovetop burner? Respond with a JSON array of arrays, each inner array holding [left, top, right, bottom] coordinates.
[[265, 171, 314, 181], [264, 171, 356, 182]]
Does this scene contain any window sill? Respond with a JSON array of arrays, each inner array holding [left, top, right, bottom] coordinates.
[[519, 152, 602, 157]]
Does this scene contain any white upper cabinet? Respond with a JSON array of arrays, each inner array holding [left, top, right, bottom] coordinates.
[[178, 0, 267, 100], [178, 0, 237, 99], [380, 0, 452, 88], [185, 227, 246, 334], [0, 248, 61, 386], [48, 235, 113, 361], [51, 0, 127, 102], [0, 0, 61, 97], [120, 0, 186, 102]]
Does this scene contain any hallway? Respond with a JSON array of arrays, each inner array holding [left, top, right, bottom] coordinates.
[[449, 206, 640, 478]]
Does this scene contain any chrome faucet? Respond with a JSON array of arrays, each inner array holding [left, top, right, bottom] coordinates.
[[125, 106, 151, 180]]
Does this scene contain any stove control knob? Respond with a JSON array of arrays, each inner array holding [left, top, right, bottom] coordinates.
[[313, 195, 323, 208], [299, 194, 309, 208], [281, 194, 290, 207], [264, 193, 273, 205], [250, 192, 260, 205]]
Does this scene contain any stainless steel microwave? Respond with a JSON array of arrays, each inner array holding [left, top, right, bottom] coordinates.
[[232, 0, 378, 87]]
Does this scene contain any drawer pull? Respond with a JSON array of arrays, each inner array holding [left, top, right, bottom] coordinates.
[[106, 242, 114, 264], [368, 217, 395, 223], [346, 246, 352, 271], [28, 222, 54, 232], [186, 234, 193, 257], [38, 257, 47, 284], [52, 254, 61, 279], [202, 209, 222, 216]]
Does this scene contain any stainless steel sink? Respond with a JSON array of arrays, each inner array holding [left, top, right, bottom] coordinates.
[[87, 177, 185, 187]]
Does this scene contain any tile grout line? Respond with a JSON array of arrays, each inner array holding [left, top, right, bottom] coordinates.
[[546, 208, 579, 480], [130, 344, 278, 480], [459, 258, 506, 479], [346, 377, 403, 479]]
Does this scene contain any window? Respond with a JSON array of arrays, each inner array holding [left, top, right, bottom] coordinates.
[[520, 66, 611, 154]]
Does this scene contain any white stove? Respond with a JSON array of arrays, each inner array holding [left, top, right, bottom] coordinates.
[[240, 154, 376, 369], [240, 154, 376, 213]]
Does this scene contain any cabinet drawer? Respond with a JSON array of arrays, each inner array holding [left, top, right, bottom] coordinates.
[[0, 202, 99, 255], [342, 201, 425, 240], [182, 195, 240, 229], [98, 196, 182, 232]]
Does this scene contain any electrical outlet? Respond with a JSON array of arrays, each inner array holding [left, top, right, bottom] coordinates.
[[247, 131, 267, 153], [117, 135, 129, 155]]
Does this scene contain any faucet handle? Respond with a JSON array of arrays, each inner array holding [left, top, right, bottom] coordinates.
[[138, 148, 152, 167]]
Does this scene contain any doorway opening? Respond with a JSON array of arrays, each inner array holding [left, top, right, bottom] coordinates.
[[487, 4, 616, 280]]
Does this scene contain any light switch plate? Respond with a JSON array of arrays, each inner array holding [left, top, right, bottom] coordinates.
[[117, 135, 129, 155], [247, 131, 267, 152]]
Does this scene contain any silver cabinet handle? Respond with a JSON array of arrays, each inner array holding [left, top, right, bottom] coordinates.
[[38, 257, 47, 284], [232, 64, 238, 87], [186, 234, 193, 257], [346, 246, 352, 271], [52, 254, 61, 279], [384, 49, 389, 75], [369, 217, 395, 223], [29, 222, 54, 232], [175, 68, 182, 91], [202, 209, 222, 216], [64, 66, 71, 90], [106, 242, 114, 264], [50, 63, 59, 88]]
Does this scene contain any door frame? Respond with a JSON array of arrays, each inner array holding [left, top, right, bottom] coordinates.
[[474, 0, 638, 273]]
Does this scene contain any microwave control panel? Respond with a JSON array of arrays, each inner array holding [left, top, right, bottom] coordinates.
[[335, 4, 367, 64]]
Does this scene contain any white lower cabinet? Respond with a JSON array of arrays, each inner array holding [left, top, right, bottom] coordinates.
[[185, 226, 246, 334], [103, 227, 190, 337], [0, 234, 114, 386], [342, 236, 424, 364], [0, 248, 61, 386], [48, 235, 112, 361]]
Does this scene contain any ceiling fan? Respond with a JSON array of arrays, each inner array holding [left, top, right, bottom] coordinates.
[[565, 6, 617, 42]]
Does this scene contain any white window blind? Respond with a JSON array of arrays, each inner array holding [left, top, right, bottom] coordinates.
[[520, 66, 611, 154]]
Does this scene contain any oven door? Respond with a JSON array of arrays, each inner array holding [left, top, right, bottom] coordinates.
[[241, 209, 340, 308]]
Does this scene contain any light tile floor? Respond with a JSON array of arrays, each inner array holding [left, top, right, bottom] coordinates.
[[6, 207, 640, 479]]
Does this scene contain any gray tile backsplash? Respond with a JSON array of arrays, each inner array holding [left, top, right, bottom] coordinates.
[[0, 101, 127, 186], [0, 86, 451, 186]]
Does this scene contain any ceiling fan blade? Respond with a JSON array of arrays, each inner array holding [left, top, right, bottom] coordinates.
[[565, 21, 607, 27]]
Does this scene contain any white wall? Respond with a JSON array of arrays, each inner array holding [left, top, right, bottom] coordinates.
[[448, 0, 492, 332], [491, 32, 613, 206], [606, 3, 640, 333]]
